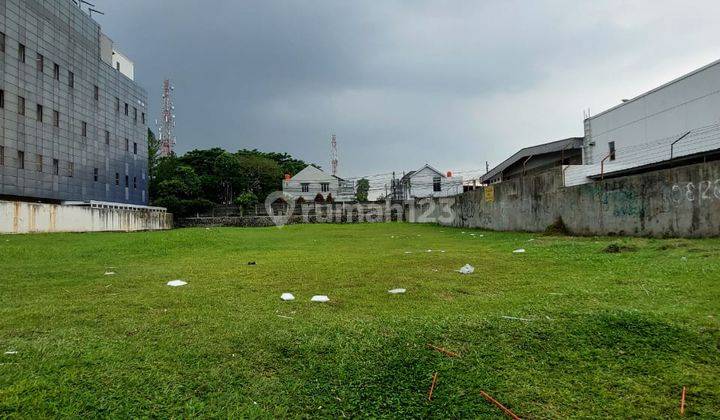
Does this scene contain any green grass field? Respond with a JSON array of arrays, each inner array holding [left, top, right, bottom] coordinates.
[[1, 224, 719, 418]]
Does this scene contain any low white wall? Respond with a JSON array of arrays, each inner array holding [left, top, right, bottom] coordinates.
[[0, 201, 172, 234]]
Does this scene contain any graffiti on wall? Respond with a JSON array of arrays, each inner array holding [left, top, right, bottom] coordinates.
[[670, 180, 720, 203]]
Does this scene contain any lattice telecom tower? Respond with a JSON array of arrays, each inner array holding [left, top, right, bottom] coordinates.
[[330, 134, 338, 176], [158, 79, 176, 157]]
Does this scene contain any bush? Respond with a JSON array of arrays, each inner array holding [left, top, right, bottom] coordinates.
[[234, 192, 259, 208], [153, 196, 214, 217]]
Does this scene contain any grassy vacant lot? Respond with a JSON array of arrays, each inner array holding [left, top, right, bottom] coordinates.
[[0, 224, 719, 418]]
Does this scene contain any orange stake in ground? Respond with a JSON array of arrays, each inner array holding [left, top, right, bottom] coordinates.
[[480, 390, 521, 420], [427, 372, 438, 401], [680, 386, 686, 415], [428, 344, 459, 357]]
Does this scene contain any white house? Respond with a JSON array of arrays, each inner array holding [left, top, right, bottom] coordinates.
[[396, 164, 463, 199], [565, 59, 720, 186], [282, 165, 355, 202]]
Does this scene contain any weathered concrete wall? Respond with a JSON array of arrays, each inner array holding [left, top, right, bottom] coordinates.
[[0, 201, 172, 234], [408, 161, 720, 238]]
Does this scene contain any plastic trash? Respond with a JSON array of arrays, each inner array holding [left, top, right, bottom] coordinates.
[[4, 351, 17, 355], [388, 288, 406, 294], [311, 295, 330, 302], [404, 251, 413, 254], [280, 293, 295, 301], [513, 249, 526, 253], [426, 249, 432, 253], [167, 280, 187, 287], [104, 271, 116, 276], [457, 264, 475, 274]]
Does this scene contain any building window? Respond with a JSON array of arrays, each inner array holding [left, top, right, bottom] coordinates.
[[609, 141, 616, 161], [115, 97, 120, 113], [94, 85, 99, 100], [36, 53, 43, 72], [53, 110, 60, 127], [125, 175, 129, 188], [17, 96, 25, 115], [36, 104, 43, 122], [68, 71, 74, 88], [105, 130, 110, 145], [17, 151, 24, 169], [36, 154, 42, 172], [116, 62, 120, 71], [133, 142, 138, 155], [301, 183, 309, 192], [0, 89, 4, 108], [115, 172, 120, 186], [68, 161, 74, 177], [94, 168, 99, 182], [133, 107, 137, 124], [133, 176, 137, 189], [124, 103, 128, 116], [141, 112, 145, 125], [433, 176, 441, 192], [81, 121, 87, 137], [18, 43, 25, 63], [0, 32, 5, 53], [52, 159, 59, 175], [321, 183, 329, 192], [53, 63, 60, 80], [0, 146, 4, 165]]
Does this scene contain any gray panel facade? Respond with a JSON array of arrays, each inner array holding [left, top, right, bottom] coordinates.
[[0, 0, 148, 205]]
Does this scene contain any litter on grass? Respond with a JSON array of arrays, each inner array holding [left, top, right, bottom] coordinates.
[[280, 293, 295, 301], [248, 261, 257, 265], [457, 264, 475, 274], [513, 249, 526, 253], [104, 271, 116, 276], [311, 295, 330, 303], [426, 249, 432, 253], [388, 288, 406, 294], [404, 251, 413, 254], [4, 351, 17, 355], [167, 280, 187, 287]]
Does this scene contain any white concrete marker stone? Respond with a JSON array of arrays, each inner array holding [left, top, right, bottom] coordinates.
[[311, 295, 330, 302], [281, 293, 295, 301], [513, 249, 526, 253], [388, 288, 406, 294], [167, 280, 187, 287], [457, 264, 475, 274]]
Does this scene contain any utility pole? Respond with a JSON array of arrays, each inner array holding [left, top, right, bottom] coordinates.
[[159, 79, 176, 157], [330, 134, 338, 176]]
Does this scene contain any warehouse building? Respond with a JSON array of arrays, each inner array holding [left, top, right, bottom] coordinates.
[[0, 0, 149, 205], [565, 59, 720, 186]]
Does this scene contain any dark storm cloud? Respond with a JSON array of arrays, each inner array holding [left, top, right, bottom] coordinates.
[[95, 0, 720, 180]]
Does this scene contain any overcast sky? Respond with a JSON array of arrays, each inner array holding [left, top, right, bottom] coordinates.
[[94, 0, 720, 181]]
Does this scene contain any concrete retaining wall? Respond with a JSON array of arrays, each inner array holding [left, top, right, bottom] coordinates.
[[408, 161, 720, 238], [0, 201, 173, 234]]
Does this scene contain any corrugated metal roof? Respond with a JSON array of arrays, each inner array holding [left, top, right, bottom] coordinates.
[[480, 137, 583, 183]]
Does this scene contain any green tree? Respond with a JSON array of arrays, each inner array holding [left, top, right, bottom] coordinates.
[[147, 129, 162, 181], [356, 178, 370, 202]]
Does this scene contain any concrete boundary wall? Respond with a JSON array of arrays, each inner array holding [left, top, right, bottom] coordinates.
[[407, 161, 720, 238], [0, 201, 173, 234]]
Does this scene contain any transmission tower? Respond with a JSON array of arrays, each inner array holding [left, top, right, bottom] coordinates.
[[330, 134, 338, 176], [158, 79, 176, 157]]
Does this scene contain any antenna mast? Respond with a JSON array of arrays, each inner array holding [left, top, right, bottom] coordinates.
[[159, 79, 176, 157], [330, 134, 338, 176]]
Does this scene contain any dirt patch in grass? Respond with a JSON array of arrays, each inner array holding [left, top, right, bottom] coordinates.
[[603, 243, 638, 253]]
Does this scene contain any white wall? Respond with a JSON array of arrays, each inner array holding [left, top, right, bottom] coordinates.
[[0, 201, 172, 234], [112, 50, 135, 81], [585, 60, 720, 166], [404, 167, 463, 199]]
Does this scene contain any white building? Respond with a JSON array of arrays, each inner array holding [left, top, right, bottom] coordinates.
[[396, 164, 463, 199], [282, 165, 355, 202], [565, 59, 720, 186]]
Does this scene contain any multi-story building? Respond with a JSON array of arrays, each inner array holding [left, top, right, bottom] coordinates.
[[0, 0, 149, 205]]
